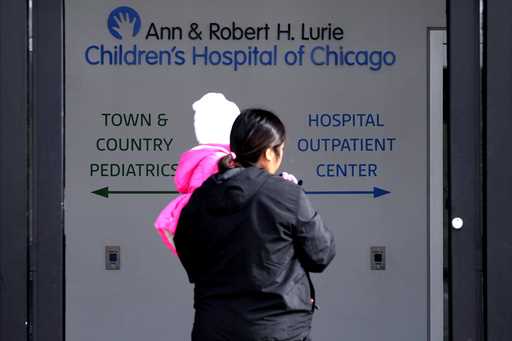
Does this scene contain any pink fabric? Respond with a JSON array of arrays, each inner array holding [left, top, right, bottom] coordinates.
[[154, 144, 230, 254]]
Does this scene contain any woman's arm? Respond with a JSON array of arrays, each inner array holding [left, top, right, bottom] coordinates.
[[293, 189, 336, 273]]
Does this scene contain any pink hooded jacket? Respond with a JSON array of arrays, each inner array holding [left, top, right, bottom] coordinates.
[[154, 144, 231, 254]]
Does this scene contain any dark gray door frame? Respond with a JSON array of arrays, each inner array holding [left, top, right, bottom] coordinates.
[[30, 0, 65, 340], [484, 0, 512, 340], [0, 1, 29, 340], [447, 0, 484, 340]]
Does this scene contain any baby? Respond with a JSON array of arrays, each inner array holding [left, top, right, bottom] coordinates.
[[154, 93, 240, 254]]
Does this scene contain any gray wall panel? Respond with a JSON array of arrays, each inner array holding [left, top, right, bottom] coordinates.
[[65, 1, 445, 340]]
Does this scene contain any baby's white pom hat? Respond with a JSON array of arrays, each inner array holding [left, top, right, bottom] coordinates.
[[192, 92, 240, 145]]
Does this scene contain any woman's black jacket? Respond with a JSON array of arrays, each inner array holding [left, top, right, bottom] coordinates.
[[174, 166, 336, 340]]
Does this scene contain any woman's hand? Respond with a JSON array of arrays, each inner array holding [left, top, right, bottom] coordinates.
[[280, 172, 299, 184]]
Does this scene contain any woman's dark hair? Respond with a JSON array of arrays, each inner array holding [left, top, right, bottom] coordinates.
[[219, 108, 286, 172]]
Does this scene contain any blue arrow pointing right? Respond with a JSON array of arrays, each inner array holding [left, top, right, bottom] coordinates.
[[305, 187, 391, 198]]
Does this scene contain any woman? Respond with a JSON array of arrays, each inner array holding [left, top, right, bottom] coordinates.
[[174, 108, 336, 341]]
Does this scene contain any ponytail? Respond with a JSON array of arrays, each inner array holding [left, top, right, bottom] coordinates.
[[218, 152, 240, 173]]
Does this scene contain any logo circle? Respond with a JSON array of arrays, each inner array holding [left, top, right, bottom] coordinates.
[[107, 6, 141, 40]]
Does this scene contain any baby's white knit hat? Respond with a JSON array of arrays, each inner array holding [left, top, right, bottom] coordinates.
[[192, 92, 240, 145]]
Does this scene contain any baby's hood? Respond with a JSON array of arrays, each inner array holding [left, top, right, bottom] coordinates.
[[174, 144, 230, 193]]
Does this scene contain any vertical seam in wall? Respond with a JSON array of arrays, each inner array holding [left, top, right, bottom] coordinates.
[[480, 0, 487, 338], [426, 27, 431, 341]]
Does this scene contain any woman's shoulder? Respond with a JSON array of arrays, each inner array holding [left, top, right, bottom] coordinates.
[[258, 170, 302, 206], [265, 172, 301, 190], [203, 166, 303, 208]]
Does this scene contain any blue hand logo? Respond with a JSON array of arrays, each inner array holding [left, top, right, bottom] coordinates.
[[107, 6, 141, 40]]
